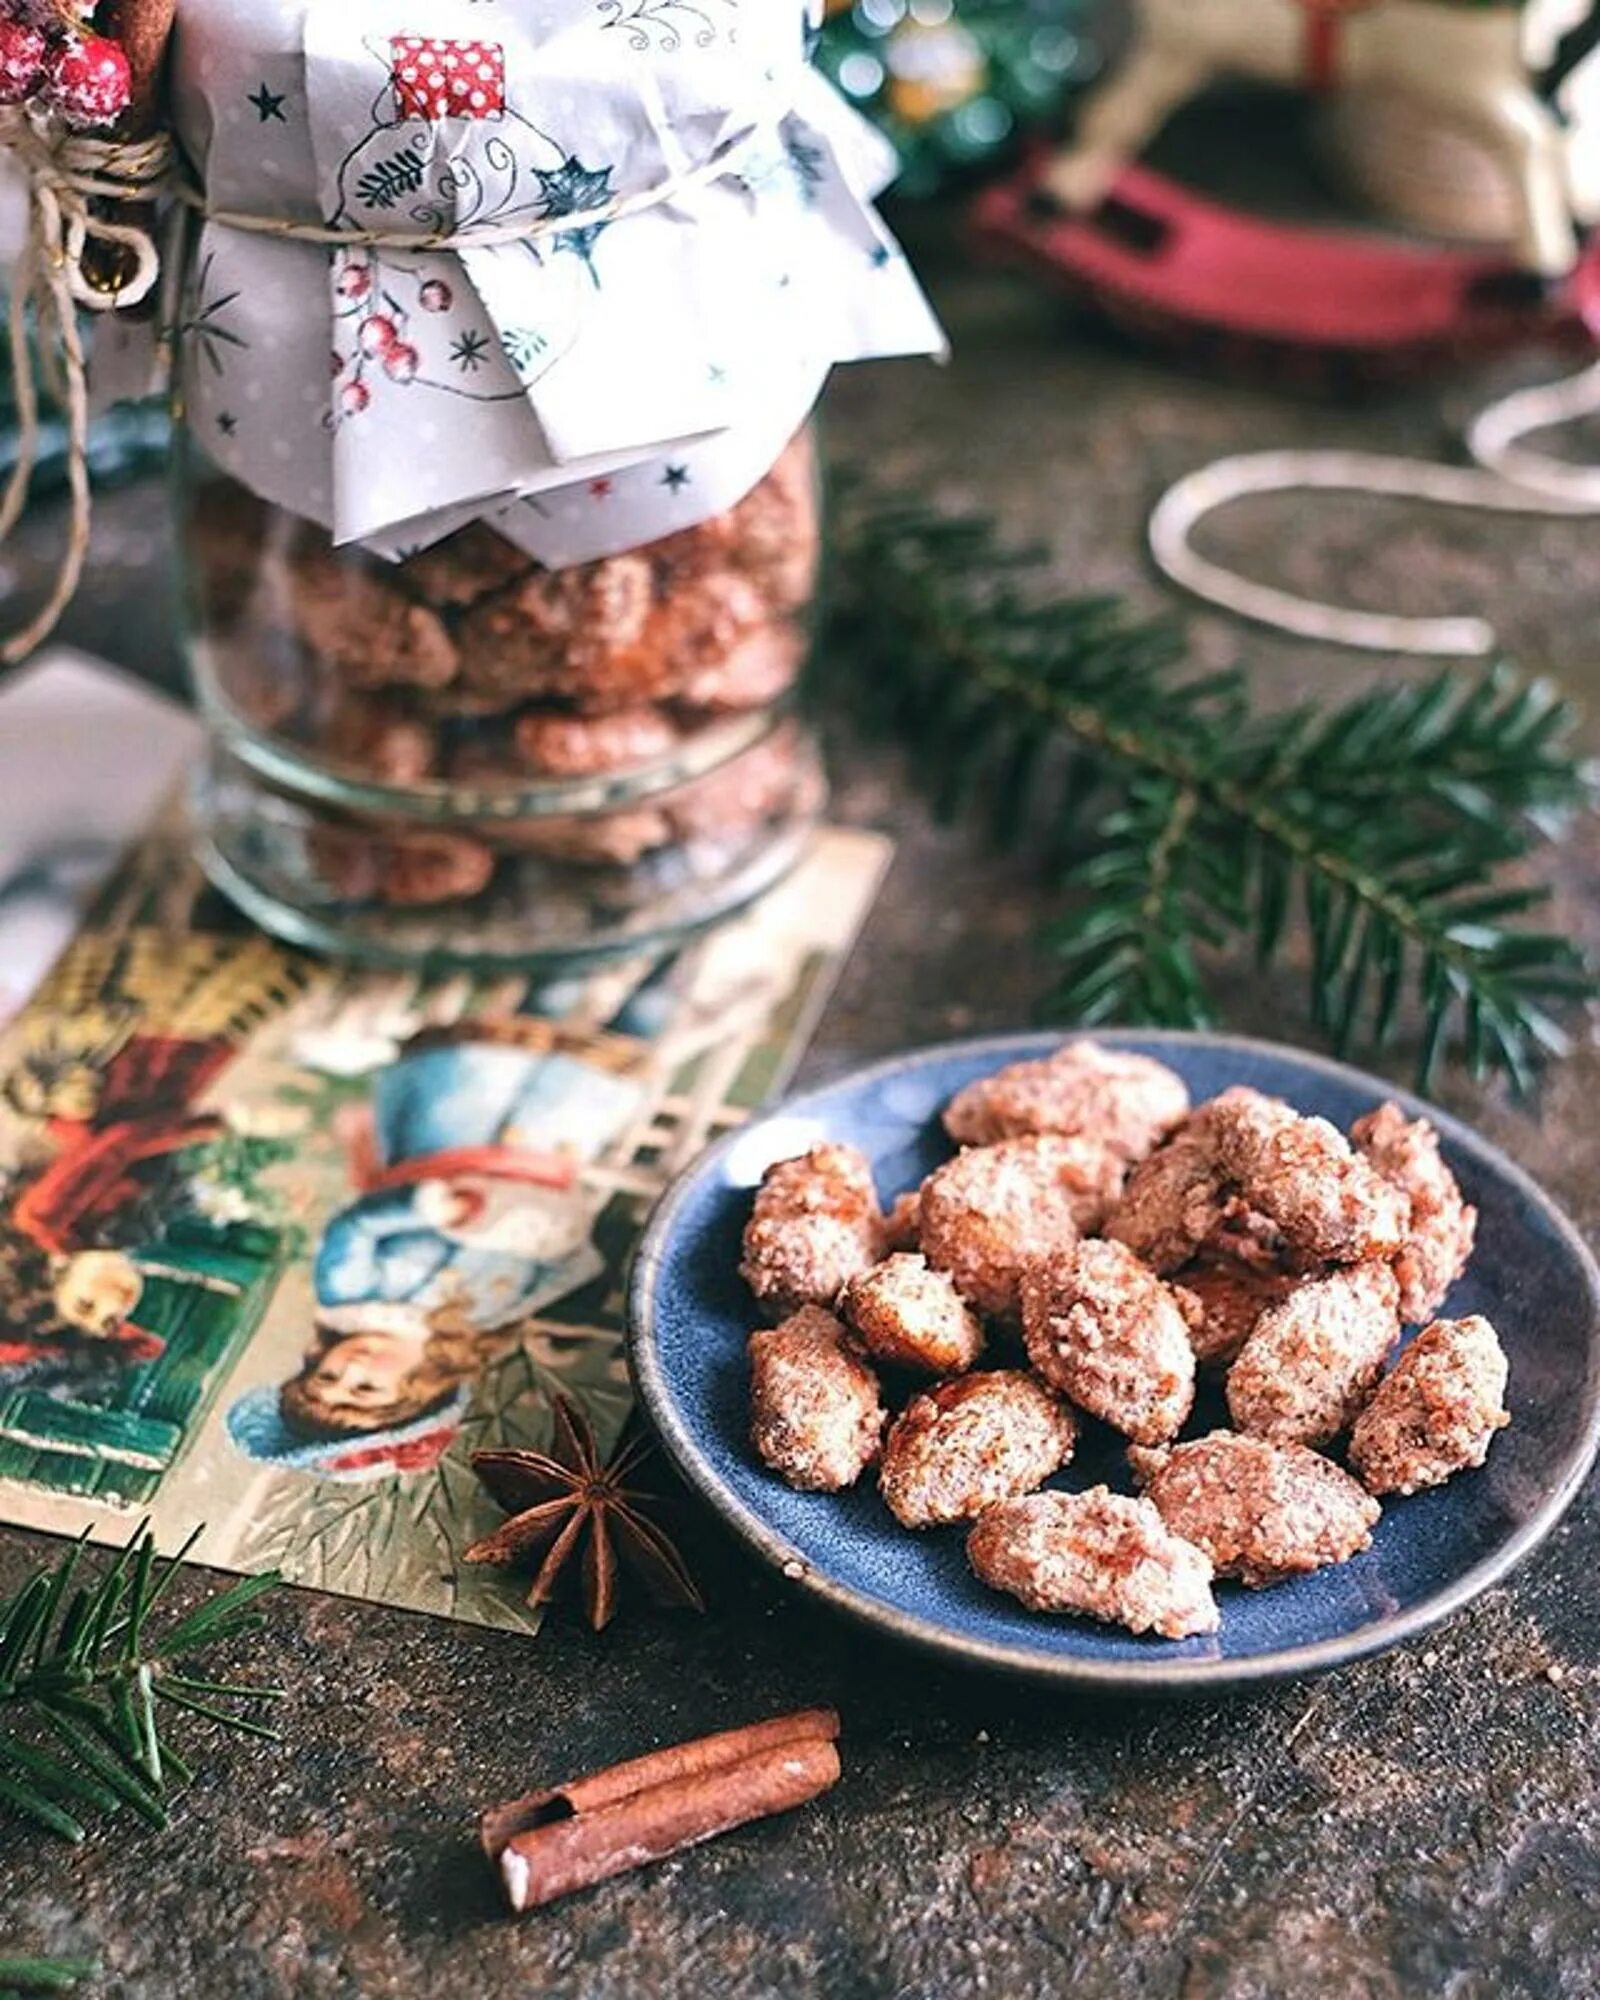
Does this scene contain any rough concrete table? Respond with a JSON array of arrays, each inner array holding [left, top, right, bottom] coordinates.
[[5, 196, 1600, 1998]]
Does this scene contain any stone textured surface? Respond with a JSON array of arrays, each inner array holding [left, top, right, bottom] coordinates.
[[7, 158, 1600, 1995]]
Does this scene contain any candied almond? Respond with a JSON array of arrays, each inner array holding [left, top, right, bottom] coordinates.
[[1352, 1102, 1477, 1324], [1348, 1314, 1509, 1497], [1104, 1110, 1231, 1274], [1226, 1262, 1401, 1447], [1019, 1238, 1195, 1446], [1174, 1255, 1301, 1369], [1130, 1431, 1379, 1587], [942, 1040, 1189, 1160], [879, 1371, 1076, 1528], [967, 1488, 1218, 1640], [919, 1134, 1120, 1317], [740, 1144, 885, 1320], [1210, 1093, 1409, 1265], [840, 1253, 984, 1376], [748, 1306, 884, 1493]]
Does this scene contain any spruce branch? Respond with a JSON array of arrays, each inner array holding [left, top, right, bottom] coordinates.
[[822, 490, 1597, 1091], [0, 1526, 281, 1844]]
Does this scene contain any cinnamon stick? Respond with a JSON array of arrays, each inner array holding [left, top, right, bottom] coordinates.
[[103, 0, 177, 136], [481, 1707, 842, 1912]]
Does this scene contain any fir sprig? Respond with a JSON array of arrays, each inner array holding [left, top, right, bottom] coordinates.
[[823, 492, 1597, 1091], [0, 1526, 282, 1844]]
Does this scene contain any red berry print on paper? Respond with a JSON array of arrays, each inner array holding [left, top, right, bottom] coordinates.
[[419, 280, 454, 314], [383, 344, 420, 384], [337, 263, 374, 302], [389, 37, 505, 123], [340, 379, 371, 416], [360, 315, 399, 357]]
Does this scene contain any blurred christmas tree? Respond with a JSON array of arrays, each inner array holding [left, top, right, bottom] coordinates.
[[816, 0, 1107, 197]]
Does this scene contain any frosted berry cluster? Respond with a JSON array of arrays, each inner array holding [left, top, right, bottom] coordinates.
[[0, 2, 131, 127]]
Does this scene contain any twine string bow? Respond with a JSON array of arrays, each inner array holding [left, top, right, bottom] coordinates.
[[0, 105, 172, 668]]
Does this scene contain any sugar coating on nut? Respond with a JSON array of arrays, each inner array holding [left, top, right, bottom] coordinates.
[[919, 1134, 1123, 1317], [1348, 1314, 1509, 1497], [1210, 1091, 1409, 1265], [511, 706, 681, 779], [320, 696, 437, 786], [677, 621, 806, 714], [290, 548, 459, 691], [1129, 1431, 1380, 1587], [503, 726, 808, 870], [883, 1189, 922, 1254], [967, 1488, 1219, 1639], [1351, 1101, 1477, 1324], [306, 823, 495, 907], [1019, 1238, 1196, 1445], [840, 1253, 985, 1376], [748, 1306, 885, 1493], [456, 555, 657, 707], [1226, 1261, 1401, 1447], [943, 1040, 1190, 1160], [1174, 1255, 1301, 1368], [400, 521, 536, 610], [879, 1371, 1077, 1529], [740, 1143, 886, 1321], [1104, 1110, 1232, 1274]]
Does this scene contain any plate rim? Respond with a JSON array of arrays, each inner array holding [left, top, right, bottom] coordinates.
[[626, 1028, 1600, 1692]]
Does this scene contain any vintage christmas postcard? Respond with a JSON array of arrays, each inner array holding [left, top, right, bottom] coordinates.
[[0, 658, 889, 1632]]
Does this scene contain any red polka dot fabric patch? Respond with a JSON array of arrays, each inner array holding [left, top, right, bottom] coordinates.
[[389, 36, 505, 122]]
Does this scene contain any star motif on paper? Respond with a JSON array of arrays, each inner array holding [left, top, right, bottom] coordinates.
[[869, 244, 893, 269], [248, 83, 287, 122], [216, 411, 238, 437], [661, 464, 690, 492], [450, 329, 490, 373], [533, 157, 616, 280], [707, 363, 728, 387]]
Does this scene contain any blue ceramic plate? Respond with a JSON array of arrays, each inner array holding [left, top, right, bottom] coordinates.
[[627, 1033, 1600, 1690]]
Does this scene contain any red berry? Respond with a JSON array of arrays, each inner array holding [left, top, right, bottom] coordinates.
[[359, 314, 398, 357], [382, 342, 419, 384], [340, 378, 371, 417], [336, 263, 373, 301], [44, 33, 132, 128], [418, 279, 453, 314], [0, 21, 47, 106]]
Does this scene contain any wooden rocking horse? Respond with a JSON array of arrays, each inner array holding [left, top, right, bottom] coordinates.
[[972, 0, 1600, 379], [1043, 0, 1580, 275]]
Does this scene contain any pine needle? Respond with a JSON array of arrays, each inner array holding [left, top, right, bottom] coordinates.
[[823, 487, 1597, 1092], [0, 1525, 280, 1845]]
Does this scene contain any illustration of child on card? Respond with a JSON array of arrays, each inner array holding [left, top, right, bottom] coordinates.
[[225, 1027, 646, 1481]]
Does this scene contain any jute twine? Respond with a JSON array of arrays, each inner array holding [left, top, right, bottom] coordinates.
[[0, 110, 758, 666]]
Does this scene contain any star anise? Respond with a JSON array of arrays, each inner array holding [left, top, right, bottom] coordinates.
[[465, 1395, 705, 1630]]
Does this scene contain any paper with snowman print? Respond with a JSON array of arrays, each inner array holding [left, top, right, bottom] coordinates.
[[169, 0, 943, 564]]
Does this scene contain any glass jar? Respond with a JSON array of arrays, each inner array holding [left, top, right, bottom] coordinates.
[[177, 429, 826, 967]]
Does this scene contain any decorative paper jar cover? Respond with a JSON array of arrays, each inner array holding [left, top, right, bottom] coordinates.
[[169, 0, 947, 565]]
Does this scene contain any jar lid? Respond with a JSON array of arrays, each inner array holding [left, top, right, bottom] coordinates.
[[168, 0, 944, 566]]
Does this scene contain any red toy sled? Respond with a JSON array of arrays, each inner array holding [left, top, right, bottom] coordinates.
[[972, 157, 1600, 389]]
